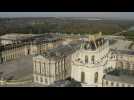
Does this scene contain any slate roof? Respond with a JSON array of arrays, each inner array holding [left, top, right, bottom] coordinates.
[[41, 41, 82, 61]]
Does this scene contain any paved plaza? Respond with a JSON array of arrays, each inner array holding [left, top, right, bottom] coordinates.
[[0, 55, 33, 81]]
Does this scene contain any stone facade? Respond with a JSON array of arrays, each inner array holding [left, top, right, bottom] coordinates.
[[33, 55, 71, 85], [32, 43, 80, 85], [32, 32, 134, 87], [71, 32, 110, 87]]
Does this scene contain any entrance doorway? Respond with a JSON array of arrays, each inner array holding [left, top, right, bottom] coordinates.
[[27, 49, 30, 55], [94, 72, 98, 83], [81, 72, 85, 83]]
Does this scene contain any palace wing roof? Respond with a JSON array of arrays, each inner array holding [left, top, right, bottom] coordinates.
[[41, 41, 82, 60], [111, 49, 134, 55]]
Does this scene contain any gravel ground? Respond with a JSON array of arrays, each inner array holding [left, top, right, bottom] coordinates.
[[0, 55, 33, 81]]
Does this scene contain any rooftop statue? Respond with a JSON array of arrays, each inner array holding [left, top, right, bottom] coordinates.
[[88, 32, 102, 41]]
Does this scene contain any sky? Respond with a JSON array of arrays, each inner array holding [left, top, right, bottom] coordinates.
[[0, 12, 134, 20]]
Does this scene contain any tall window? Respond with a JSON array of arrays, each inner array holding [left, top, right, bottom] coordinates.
[[40, 77, 43, 82], [27, 49, 30, 55], [106, 81, 108, 86], [116, 83, 119, 87], [39, 62, 41, 74], [111, 82, 114, 86], [55, 62, 57, 76], [81, 72, 85, 83], [122, 84, 125, 87], [85, 55, 88, 63], [34, 61, 36, 73], [36, 76, 38, 81], [45, 79, 48, 84], [84, 44, 88, 50], [44, 63, 46, 75], [91, 55, 95, 64], [94, 72, 98, 83]]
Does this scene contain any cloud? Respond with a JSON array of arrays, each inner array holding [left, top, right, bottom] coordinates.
[[0, 12, 134, 20]]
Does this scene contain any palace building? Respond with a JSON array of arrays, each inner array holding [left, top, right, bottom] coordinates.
[[32, 32, 134, 87], [33, 41, 81, 85], [102, 49, 134, 87], [0, 33, 63, 63], [111, 49, 134, 71], [71, 32, 110, 87], [33, 32, 110, 87]]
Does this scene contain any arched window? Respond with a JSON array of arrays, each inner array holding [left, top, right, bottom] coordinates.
[[91, 55, 95, 64], [106, 81, 108, 86], [111, 82, 114, 86], [94, 72, 98, 83], [122, 84, 125, 87], [85, 55, 88, 63], [116, 83, 119, 87], [81, 72, 85, 83]]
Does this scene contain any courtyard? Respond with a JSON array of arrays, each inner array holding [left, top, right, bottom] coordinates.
[[0, 55, 33, 82]]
